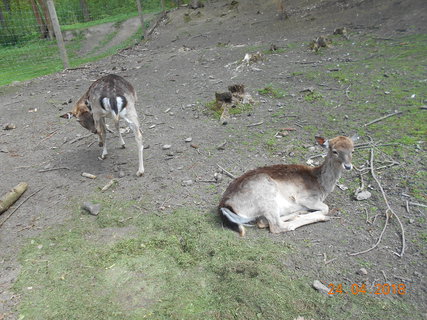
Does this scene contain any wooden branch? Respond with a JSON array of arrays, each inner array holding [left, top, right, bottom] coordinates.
[[349, 148, 405, 257], [38, 167, 70, 173], [217, 164, 237, 179], [409, 202, 427, 209], [247, 121, 264, 127], [363, 111, 402, 127], [0, 182, 28, 214], [354, 143, 400, 149], [0, 187, 45, 228], [69, 133, 93, 144]]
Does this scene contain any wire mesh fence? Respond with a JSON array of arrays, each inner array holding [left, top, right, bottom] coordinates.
[[0, 0, 172, 86]]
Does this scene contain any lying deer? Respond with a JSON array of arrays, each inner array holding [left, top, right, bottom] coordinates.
[[60, 74, 144, 176], [219, 135, 357, 236]]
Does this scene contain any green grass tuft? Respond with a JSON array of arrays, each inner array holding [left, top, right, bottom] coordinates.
[[13, 195, 422, 319]]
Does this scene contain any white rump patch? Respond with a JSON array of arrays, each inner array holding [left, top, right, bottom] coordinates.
[[116, 96, 124, 113], [102, 97, 111, 112]]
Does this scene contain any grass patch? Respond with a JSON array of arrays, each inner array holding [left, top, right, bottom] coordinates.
[[61, 12, 139, 31], [0, 11, 156, 86], [14, 195, 422, 319], [303, 90, 324, 103], [258, 84, 287, 99], [205, 99, 254, 120]]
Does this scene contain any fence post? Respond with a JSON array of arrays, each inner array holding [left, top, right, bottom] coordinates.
[[46, 0, 69, 69], [135, 0, 145, 38]]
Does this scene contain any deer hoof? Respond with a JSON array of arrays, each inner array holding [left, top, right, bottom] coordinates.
[[136, 170, 144, 177], [121, 144, 126, 149], [98, 142, 104, 147]]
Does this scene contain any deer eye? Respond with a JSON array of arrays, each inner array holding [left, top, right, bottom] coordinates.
[[332, 150, 338, 155]]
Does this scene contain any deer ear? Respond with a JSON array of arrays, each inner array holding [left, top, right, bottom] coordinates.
[[350, 134, 359, 142], [315, 136, 329, 148], [60, 112, 74, 119]]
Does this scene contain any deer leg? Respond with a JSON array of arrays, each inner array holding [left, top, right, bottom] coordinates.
[[95, 117, 108, 159], [114, 118, 126, 148], [123, 114, 144, 176], [283, 201, 329, 231], [264, 208, 290, 233]]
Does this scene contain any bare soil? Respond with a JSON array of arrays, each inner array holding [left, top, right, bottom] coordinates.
[[1, 0, 426, 318]]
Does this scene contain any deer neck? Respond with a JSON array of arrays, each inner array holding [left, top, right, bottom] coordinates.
[[316, 156, 343, 195]]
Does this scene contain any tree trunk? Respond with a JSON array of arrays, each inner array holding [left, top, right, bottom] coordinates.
[[135, 0, 145, 38], [0, 7, 7, 30], [38, 0, 54, 39], [29, 0, 48, 38], [46, 0, 69, 68], [79, 0, 90, 22]]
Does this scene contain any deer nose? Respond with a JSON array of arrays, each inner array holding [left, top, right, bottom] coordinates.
[[344, 163, 353, 171]]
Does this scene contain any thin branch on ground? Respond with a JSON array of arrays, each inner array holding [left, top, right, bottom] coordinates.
[[409, 202, 427, 209], [0, 187, 45, 228], [363, 111, 403, 127], [217, 164, 237, 179], [247, 121, 264, 127], [69, 133, 93, 144], [38, 167, 70, 173], [355, 143, 400, 149], [349, 148, 405, 257]]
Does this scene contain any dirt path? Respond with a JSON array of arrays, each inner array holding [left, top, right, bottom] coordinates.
[[0, 0, 426, 318]]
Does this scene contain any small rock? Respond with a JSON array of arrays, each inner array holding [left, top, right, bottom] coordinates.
[[214, 172, 223, 182], [162, 144, 172, 150], [357, 268, 368, 275], [185, 137, 193, 142], [312, 280, 330, 296], [81, 202, 101, 216], [337, 184, 348, 191], [3, 123, 16, 130], [182, 180, 193, 186], [355, 190, 372, 201], [118, 170, 125, 178], [217, 141, 227, 150]]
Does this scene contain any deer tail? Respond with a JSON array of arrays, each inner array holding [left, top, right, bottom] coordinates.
[[220, 207, 254, 226]]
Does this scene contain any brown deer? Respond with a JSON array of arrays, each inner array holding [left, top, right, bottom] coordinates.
[[219, 135, 357, 236], [60, 74, 144, 176]]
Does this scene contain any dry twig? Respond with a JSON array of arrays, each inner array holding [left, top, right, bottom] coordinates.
[[349, 148, 405, 257], [363, 111, 402, 127], [38, 167, 70, 173], [247, 121, 264, 127], [217, 164, 237, 179], [69, 133, 93, 144]]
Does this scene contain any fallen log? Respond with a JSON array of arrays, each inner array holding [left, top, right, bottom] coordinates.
[[0, 182, 28, 214]]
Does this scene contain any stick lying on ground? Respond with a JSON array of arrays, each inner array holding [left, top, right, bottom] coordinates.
[[0, 182, 28, 214]]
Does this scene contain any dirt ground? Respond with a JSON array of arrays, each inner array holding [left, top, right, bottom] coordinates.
[[1, 0, 426, 318]]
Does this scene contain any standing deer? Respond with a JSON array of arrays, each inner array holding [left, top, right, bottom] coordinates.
[[219, 135, 357, 236], [60, 74, 144, 176]]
